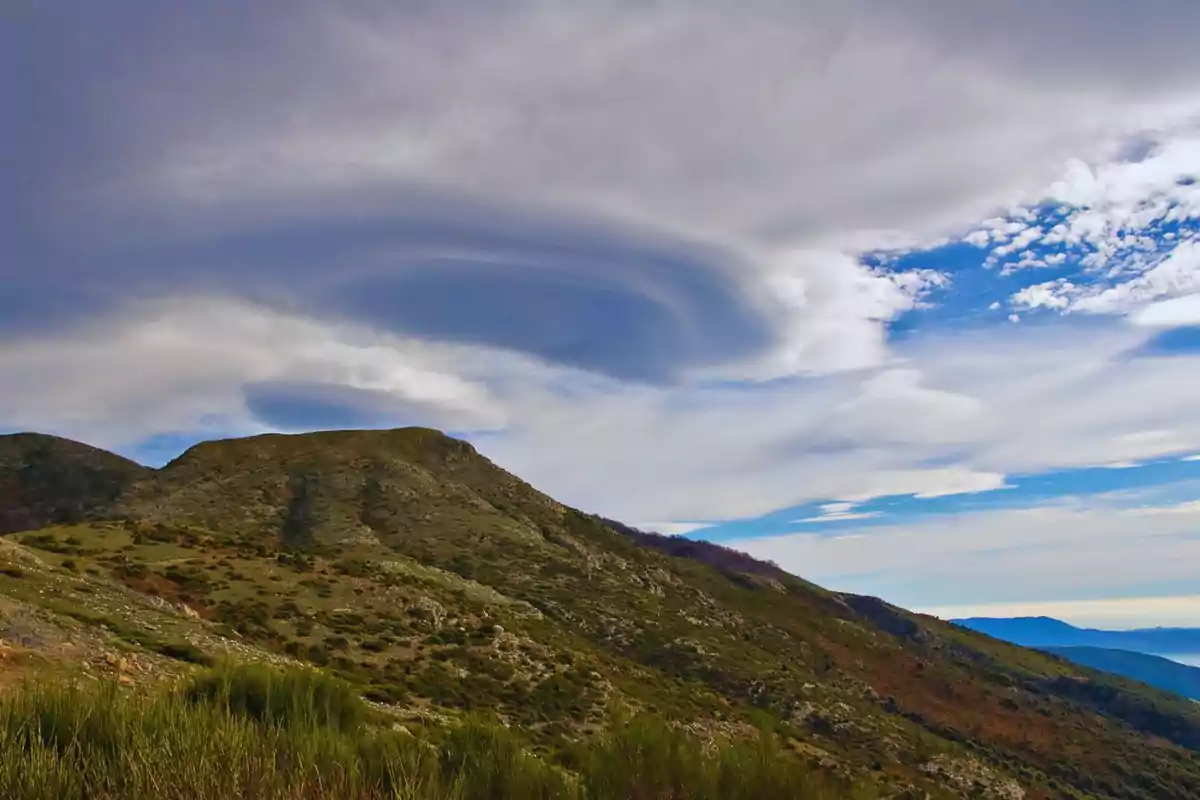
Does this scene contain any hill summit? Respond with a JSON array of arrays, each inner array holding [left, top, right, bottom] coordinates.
[[1, 428, 1199, 799]]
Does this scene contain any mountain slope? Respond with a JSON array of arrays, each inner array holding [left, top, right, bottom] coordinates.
[[1, 428, 1199, 799], [955, 616, 1200, 653], [1042, 646, 1200, 700], [0, 432, 150, 534]]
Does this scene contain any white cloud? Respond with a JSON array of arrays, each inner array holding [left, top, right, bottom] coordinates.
[[841, 468, 1008, 502], [0, 298, 507, 448], [1012, 242, 1200, 319], [1185, 454, 1200, 462], [633, 522, 713, 537], [792, 501, 882, 524], [1012, 281, 1074, 311], [700, 251, 952, 380], [1131, 291, 1200, 326], [1129, 499, 1200, 515], [919, 595, 1200, 631], [963, 230, 992, 247], [1073, 241, 1200, 314], [794, 511, 881, 524], [991, 225, 1044, 257], [736, 496, 1200, 623], [11, 295, 1200, 529], [1044, 139, 1200, 252], [1000, 135, 1200, 315]]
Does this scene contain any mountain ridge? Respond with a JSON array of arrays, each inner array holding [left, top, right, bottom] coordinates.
[[2, 428, 1200, 799], [1041, 646, 1200, 700], [954, 616, 1200, 653]]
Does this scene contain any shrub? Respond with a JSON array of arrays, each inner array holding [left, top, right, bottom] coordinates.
[[0, 664, 869, 800], [184, 663, 366, 734], [155, 641, 213, 666]]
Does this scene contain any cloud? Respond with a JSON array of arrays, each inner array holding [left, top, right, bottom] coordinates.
[[8, 2, 1200, 560], [6, 292, 1200, 530], [919, 594, 1200, 631], [1129, 499, 1200, 515], [1132, 292, 1200, 327], [0, 298, 507, 448], [794, 512, 881, 524], [735, 493, 1200, 617], [10, 1, 1200, 384], [998, 135, 1200, 318], [36, 3, 1196, 241], [7, 187, 787, 383], [1013, 243, 1200, 318], [634, 522, 713, 537], [792, 501, 882, 524]]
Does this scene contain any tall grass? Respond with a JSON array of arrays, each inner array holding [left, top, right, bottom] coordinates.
[[0, 663, 873, 799]]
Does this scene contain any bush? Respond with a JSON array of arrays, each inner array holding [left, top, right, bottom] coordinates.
[[155, 641, 214, 666], [184, 663, 366, 733], [0, 664, 870, 800], [575, 713, 845, 800]]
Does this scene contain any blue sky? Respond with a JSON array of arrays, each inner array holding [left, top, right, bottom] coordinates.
[[6, 2, 1200, 629]]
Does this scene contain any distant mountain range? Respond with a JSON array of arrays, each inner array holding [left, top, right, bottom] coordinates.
[[1042, 647, 1200, 700], [953, 616, 1200, 653], [954, 616, 1200, 701]]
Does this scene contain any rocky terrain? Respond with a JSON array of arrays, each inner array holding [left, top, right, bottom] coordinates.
[[1, 428, 1199, 799]]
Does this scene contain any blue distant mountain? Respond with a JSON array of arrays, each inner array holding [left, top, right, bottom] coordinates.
[[953, 616, 1200, 653], [1041, 647, 1200, 700], [953, 616, 1200, 700]]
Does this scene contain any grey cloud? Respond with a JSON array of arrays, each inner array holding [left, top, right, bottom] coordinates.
[[243, 380, 445, 432], [8, 183, 773, 381], [867, 1, 1200, 91], [7, 0, 1200, 529], [15, 1, 1200, 249]]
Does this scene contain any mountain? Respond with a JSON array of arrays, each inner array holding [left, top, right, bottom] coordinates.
[[0, 432, 149, 533], [955, 616, 1200, 653], [1041, 647, 1200, 700], [2, 428, 1200, 798]]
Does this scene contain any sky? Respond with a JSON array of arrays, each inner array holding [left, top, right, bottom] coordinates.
[[6, 1, 1200, 630]]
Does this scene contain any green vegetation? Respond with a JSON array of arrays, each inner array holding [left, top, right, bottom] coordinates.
[[0, 663, 860, 800], [1, 427, 1200, 798]]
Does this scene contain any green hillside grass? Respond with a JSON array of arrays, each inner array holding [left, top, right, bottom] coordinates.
[[0, 662, 873, 800], [1, 428, 1200, 799]]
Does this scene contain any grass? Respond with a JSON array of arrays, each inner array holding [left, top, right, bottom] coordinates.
[[0, 663, 861, 799], [8, 428, 1200, 797]]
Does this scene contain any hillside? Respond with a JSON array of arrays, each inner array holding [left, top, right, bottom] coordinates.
[[1042, 646, 1200, 700], [0, 429, 1199, 798], [955, 616, 1200, 653]]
